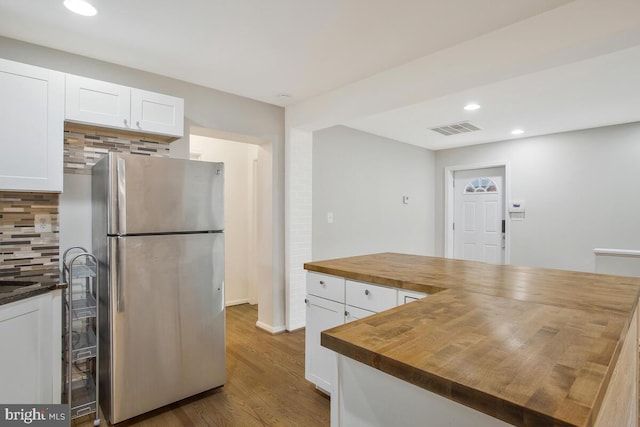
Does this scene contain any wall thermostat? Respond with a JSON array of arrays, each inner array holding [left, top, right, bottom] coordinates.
[[509, 201, 525, 220]]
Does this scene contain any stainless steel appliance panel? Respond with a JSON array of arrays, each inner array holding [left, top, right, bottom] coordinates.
[[92, 158, 113, 420], [107, 232, 225, 424], [102, 153, 224, 235]]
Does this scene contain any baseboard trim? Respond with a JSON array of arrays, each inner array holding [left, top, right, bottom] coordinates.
[[287, 321, 306, 332], [225, 298, 249, 307], [256, 320, 286, 335]]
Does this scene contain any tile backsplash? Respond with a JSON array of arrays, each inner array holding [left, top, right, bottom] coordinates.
[[0, 192, 59, 280], [64, 125, 171, 174]]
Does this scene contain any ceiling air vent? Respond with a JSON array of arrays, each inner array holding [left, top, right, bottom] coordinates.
[[430, 121, 481, 136]]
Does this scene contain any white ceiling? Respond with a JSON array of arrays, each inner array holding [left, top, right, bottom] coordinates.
[[1, 0, 639, 150], [346, 45, 640, 150]]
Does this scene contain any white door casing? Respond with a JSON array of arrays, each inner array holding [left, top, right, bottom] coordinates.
[[453, 167, 505, 264]]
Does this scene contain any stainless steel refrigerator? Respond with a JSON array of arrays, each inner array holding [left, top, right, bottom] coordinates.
[[92, 153, 225, 424]]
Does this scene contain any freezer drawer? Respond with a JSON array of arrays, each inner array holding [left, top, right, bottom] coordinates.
[[101, 232, 225, 424]]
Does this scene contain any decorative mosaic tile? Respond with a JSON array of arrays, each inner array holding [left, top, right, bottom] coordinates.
[[0, 192, 60, 280], [64, 126, 171, 174]]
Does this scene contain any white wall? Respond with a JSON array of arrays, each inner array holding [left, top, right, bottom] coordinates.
[[285, 128, 313, 330], [0, 36, 286, 332], [434, 121, 640, 272], [59, 174, 92, 256], [313, 126, 435, 260], [190, 136, 259, 306]]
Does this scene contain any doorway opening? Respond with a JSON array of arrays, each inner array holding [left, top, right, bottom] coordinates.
[[444, 162, 510, 264], [190, 129, 271, 312]]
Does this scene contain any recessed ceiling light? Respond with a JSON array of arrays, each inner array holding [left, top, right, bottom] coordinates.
[[511, 129, 524, 135], [64, 0, 97, 16], [463, 103, 481, 111]]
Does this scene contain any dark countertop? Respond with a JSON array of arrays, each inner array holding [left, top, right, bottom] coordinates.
[[305, 253, 640, 427], [0, 273, 67, 306]]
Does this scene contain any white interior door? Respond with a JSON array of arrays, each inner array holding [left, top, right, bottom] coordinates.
[[454, 168, 505, 264]]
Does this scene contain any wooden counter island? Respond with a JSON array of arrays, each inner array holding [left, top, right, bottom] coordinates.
[[304, 253, 640, 427]]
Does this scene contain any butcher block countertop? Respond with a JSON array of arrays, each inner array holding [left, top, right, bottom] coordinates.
[[304, 253, 640, 427]]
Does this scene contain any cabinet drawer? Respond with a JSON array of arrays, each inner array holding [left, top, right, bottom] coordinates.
[[397, 289, 428, 305], [345, 305, 375, 323], [346, 280, 397, 313], [307, 272, 345, 303]]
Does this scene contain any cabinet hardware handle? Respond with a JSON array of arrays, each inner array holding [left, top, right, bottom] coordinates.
[[320, 281, 325, 286], [124, 118, 128, 126], [345, 311, 349, 317], [136, 121, 141, 128], [304, 298, 309, 304], [365, 289, 370, 296], [115, 235, 126, 312]]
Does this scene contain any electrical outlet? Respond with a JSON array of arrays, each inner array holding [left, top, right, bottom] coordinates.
[[327, 212, 334, 224], [403, 196, 409, 204], [34, 214, 52, 233]]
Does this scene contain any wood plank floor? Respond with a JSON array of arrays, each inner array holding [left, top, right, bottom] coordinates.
[[74, 304, 329, 426]]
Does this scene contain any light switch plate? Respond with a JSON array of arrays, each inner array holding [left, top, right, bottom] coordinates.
[[327, 212, 334, 224]]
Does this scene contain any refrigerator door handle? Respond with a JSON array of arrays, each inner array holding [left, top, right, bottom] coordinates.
[[116, 236, 125, 312], [116, 157, 127, 233]]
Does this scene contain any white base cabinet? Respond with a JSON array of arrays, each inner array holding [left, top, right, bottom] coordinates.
[[0, 290, 62, 404], [333, 355, 510, 427], [346, 280, 397, 313], [305, 272, 428, 395], [0, 58, 64, 192], [305, 295, 344, 394], [65, 74, 184, 138]]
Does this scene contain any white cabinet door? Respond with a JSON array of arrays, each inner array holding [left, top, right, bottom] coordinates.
[[305, 295, 344, 395], [65, 74, 130, 129], [0, 58, 63, 192], [398, 289, 428, 305], [0, 293, 56, 404], [131, 89, 184, 137]]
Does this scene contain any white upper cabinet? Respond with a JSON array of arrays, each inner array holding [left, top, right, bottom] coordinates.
[[0, 58, 64, 192], [131, 88, 184, 137], [65, 74, 184, 138], [65, 75, 130, 129]]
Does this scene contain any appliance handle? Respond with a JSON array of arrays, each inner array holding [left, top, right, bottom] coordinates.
[[116, 236, 125, 312], [116, 157, 127, 233]]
